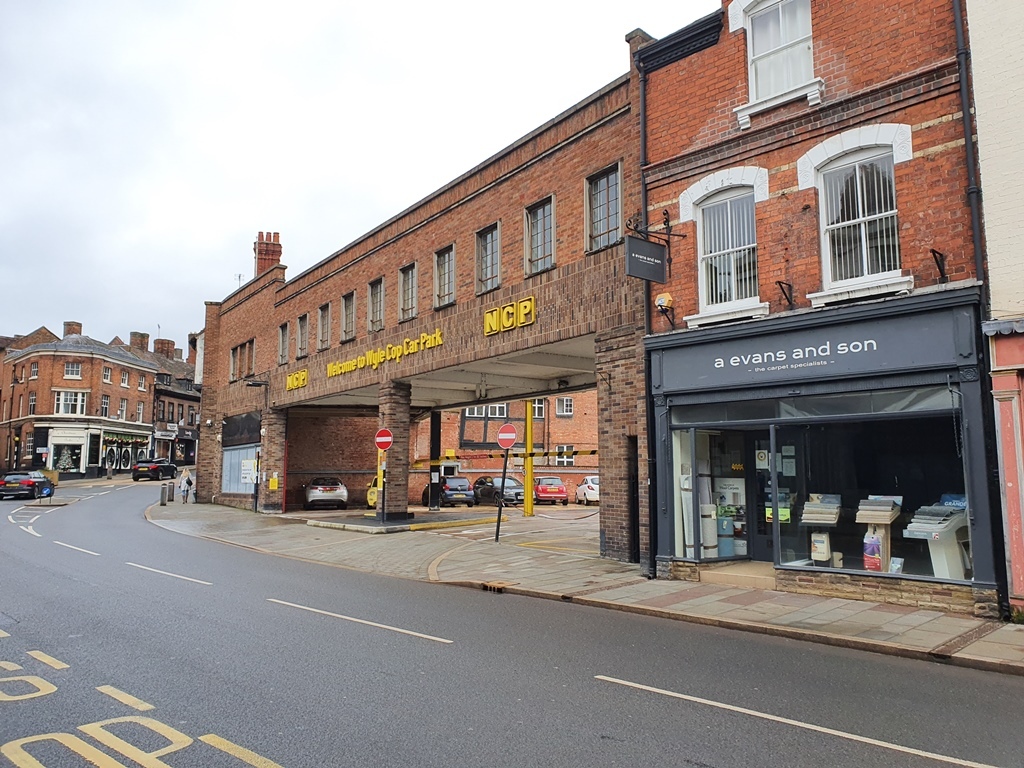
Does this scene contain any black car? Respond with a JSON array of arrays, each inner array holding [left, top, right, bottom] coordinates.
[[132, 457, 177, 481], [472, 475, 526, 506], [421, 476, 475, 507], [0, 471, 55, 500]]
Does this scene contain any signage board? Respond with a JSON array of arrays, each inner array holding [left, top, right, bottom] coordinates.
[[625, 235, 667, 283], [375, 429, 394, 451], [496, 423, 518, 450]]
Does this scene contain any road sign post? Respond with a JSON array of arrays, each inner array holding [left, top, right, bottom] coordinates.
[[494, 423, 517, 542], [374, 429, 393, 523]]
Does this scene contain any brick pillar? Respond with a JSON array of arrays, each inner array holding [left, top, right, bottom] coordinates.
[[195, 302, 221, 504], [379, 380, 413, 521], [258, 408, 287, 512]]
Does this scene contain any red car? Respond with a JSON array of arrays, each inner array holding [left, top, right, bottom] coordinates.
[[534, 476, 568, 505]]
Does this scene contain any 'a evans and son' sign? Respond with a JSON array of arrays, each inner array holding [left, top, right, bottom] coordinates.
[[655, 309, 975, 392]]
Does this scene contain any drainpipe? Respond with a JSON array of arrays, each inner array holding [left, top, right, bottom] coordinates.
[[953, 0, 985, 310], [637, 53, 658, 578]]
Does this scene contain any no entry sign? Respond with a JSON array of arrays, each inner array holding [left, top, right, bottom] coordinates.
[[374, 428, 394, 451], [496, 423, 517, 450]]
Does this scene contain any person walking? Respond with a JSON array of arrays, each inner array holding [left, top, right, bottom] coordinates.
[[179, 468, 193, 504]]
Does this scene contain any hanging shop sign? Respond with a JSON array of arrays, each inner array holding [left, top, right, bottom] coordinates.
[[624, 235, 667, 283], [484, 297, 535, 337], [286, 369, 308, 391], [654, 307, 977, 392], [326, 329, 443, 378]]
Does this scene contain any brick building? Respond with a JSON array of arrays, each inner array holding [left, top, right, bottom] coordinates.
[[197, 60, 647, 565], [637, 0, 999, 615]]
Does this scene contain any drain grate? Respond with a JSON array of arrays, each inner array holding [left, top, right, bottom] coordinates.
[[482, 580, 517, 593]]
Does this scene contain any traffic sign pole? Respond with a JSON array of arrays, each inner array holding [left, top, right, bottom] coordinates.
[[494, 423, 518, 542], [374, 429, 393, 523]]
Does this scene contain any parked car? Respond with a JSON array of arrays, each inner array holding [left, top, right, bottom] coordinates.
[[575, 475, 600, 505], [421, 476, 475, 507], [534, 476, 569, 505], [0, 471, 55, 500], [303, 477, 349, 510], [473, 475, 526, 506], [132, 457, 177, 481]]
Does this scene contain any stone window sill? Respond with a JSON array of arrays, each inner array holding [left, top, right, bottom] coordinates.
[[684, 302, 769, 328], [735, 79, 824, 130]]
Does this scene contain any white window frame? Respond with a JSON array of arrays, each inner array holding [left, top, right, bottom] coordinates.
[[487, 403, 507, 418], [476, 224, 501, 294], [798, 124, 915, 306], [102, 366, 111, 383], [400, 263, 417, 321], [118, 398, 128, 420], [729, 0, 822, 129], [136, 401, 145, 422], [120, 370, 129, 387], [464, 406, 486, 418], [555, 444, 575, 467], [297, 314, 309, 358], [587, 165, 621, 251], [434, 246, 455, 308], [680, 167, 771, 327], [525, 197, 555, 275], [342, 292, 356, 341], [64, 362, 82, 379], [54, 390, 87, 415], [28, 392, 36, 415], [555, 397, 573, 417], [101, 394, 109, 418], [532, 399, 545, 420], [138, 374, 146, 391], [318, 304, 331, 350], [369, 279, 385, 332], [278, 322, 289, 365], [29, 362, 38, 379]]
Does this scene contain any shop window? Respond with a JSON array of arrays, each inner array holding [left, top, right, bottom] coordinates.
[[729, 0, 821, 129], [587, 166, 619, 251], [798, 124, 915, 305], [369, 279, 384, 332], [318, 304, 331, 350], [53, 444, 82, 473], [555, 444, 575, 467], [526, 198, 554, 274], [435, 246, 455, 308], [64, 362, 82, 379], [342, 292, 356, 341], [400, 263, 417, 321], [476, 224, 500, 294]]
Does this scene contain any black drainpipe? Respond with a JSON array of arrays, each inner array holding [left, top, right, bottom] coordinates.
[[637, 54, 658, 579]]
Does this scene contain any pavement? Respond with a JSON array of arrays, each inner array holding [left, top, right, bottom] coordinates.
[[51, 474, 1024, 676]]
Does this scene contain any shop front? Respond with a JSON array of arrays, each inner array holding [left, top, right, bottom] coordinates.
[[648, 288, 1000, 616], [102, 430, 151, 474]]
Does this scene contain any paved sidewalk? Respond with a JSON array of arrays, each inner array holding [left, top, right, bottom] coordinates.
[[142, 497, 1024, 676]]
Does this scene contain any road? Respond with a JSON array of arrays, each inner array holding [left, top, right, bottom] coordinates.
[[1, 483, 1022, 767]]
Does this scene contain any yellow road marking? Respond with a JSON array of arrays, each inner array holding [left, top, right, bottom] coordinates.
[[596, 675, 999, 768], [0, 661, 21, 671], [268, 598, 453, 644], [516, 539, 599, 554], [0, 629, 8, 638], [27, 651, 69, 669], [200, 734, 285, 767], [96, 685, 154, 711]]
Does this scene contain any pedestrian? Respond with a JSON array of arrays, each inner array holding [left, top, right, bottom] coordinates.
[[179, 468, 192, 504]]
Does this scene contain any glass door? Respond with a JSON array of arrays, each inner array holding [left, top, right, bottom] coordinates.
[[747, 431, 774, 561]]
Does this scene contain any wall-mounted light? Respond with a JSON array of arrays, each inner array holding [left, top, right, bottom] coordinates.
[[930, 248, 949, 283], [205, 419, 212, 427], [654, 293, 676, 329], [776, 281, 795, 308]]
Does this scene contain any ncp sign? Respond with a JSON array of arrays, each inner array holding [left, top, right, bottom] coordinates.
[[484, 297, 535, 337]]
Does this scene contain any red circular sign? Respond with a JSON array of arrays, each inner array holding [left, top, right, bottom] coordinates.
[[374, 428, 394, 451], [496, 423, 518, 450]]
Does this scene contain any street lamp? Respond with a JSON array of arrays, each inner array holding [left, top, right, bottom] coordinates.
[[245, 379, 270, 511]]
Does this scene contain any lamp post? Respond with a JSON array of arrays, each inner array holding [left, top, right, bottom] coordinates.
[[245, 379, 270, 512]]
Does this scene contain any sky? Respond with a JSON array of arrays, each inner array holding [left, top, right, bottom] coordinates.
[[1, 0, 721, 352]]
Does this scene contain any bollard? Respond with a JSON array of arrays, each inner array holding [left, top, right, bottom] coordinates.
[[106, 467, 113, 480], [160, 484, 167, 506]]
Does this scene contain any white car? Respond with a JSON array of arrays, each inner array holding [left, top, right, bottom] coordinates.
[[303, 477, 349, 510], [575, 475, 599, 505]]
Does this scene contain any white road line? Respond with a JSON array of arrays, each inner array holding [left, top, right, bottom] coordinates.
[[125, 562, 212, 585], [26, 515, 39, 524], [96, 490, 111, 495], [267, 598, 453, 644], [54, 541, 101, 556], [7, 515, 16, 523], [19, 525, 40, 537], [595, 675, 998, 768]]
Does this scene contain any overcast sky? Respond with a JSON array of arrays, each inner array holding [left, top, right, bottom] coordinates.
[[1, 1, 720, 353]]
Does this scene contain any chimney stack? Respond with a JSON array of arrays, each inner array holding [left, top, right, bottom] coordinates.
[[63, 321, 82, 337], [129, 331, 150, 352], [153, 339, 176, 359], [254, 231, 282, 277]]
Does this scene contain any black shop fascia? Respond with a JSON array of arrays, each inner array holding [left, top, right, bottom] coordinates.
[[644, 286, 997, 590]]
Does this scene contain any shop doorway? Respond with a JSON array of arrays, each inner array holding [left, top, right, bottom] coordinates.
[[746, 431, 774, 562]]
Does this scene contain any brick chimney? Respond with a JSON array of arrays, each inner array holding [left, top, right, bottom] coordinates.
[[254, 231, 282, 277], [153, 339, 176, 359], [129, 331, 149, 352], [63, 321, 82, 337]]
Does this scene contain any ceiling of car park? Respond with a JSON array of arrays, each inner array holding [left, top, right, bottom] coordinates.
[[289, 334, 597, 416]]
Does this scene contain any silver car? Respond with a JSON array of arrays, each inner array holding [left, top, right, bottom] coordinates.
[[303, 477, 349, 510]]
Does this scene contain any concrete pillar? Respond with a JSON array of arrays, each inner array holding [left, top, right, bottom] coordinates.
[[379, 380, 412, 521]]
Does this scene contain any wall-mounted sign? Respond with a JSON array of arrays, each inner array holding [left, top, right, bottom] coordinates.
[[286, 369, 308, 391], [625, 235, 667, 283], [484, 297, 535, 336], [326, 329, 443, 378]]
